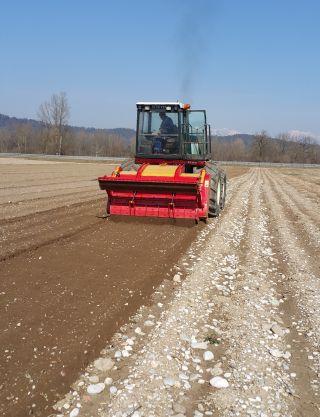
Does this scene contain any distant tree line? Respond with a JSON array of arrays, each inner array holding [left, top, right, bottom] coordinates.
[[0, 92, 319, 163], [0, 92, 133, 157], [212, 130, 320, 164]]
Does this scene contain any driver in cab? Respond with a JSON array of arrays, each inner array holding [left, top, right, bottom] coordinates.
[[152, 112, 178, 154], [159, 111, 176, 134]]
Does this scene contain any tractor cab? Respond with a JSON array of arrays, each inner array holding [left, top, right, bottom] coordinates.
[[136, 102, 211, 163]]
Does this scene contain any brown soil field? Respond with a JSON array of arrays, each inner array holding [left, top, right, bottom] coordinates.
[[1, 158, 319, 417]]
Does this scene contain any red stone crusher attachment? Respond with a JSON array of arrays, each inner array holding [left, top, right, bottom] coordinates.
[[98, 102, 226, 222]]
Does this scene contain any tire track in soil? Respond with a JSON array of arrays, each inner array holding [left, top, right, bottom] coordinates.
[[262, 170, 320, 416]]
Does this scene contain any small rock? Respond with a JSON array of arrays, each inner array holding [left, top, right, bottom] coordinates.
[[104, 377, 113, 385], [270, 323, 285, 337], [210, 376, 229, 388], [114, 350, 122, 359], [283, 351, 291, 360], [191, 341, 208, 350], [173, 274, 181, 283], [69, 408, 79, 417], [269, 348, 282, 358], [211, 366, 223, 376], [163, 377, 175, 387], [87, 383, 105, 394], [203, 351, 214, 361], [110, 386, 118, 395], [144, 320, 154, 327], [135, 327, 144, 335], [88, 376, 99, 383], [93, 357, 114, 372]]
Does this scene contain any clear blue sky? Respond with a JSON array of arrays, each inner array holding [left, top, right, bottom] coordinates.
[[1, 0, 319, 136]]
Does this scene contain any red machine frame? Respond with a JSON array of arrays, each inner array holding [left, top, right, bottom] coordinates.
[[98, 162, 211, 221]]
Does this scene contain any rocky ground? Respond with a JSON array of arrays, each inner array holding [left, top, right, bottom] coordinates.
[[0, 158, 319, 417], [51, 167, 320, 417]]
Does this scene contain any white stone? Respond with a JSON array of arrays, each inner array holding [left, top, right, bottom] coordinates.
[[69, 408, 79, 417], [163, 377, 175, 386], [135, 327, 144, 335], [173, 274, 181, 283], [87, 383, 105, 394], [270, 323, 285, 337], [191, 341, 208, 350], [203, 351, 214, 361], [88, 375, 99, 383], [210, 376, 229, 388], [104, 377, 113, 385], [93, 357, 114, 372], [283, 351, 291, 359], [110, 386, 118, 395], [269, 348, 282, 358], [144, 320, 154, 327], [114, 350, 122, 358]]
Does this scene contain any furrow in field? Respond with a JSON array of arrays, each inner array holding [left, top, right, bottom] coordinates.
[[202, 169, 294, 417], [262, 170, 320, 412], [0, 190, 103, 220], [264, 170, 320, 251], [0, 199, 104, 261], [276, 170, 320, 201]]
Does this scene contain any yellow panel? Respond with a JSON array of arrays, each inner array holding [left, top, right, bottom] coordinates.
[[121, 171, 137, 175], [180, 173, 201, 178], [141, 165, 178, 177]]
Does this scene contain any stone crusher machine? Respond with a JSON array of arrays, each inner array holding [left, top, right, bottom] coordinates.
[[98, 102, 226, 222]]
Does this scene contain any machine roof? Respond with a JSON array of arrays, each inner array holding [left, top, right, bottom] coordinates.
[[136, 102, 185, 109]]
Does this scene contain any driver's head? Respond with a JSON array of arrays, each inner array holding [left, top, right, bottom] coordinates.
[[159, 111, 166, 119]]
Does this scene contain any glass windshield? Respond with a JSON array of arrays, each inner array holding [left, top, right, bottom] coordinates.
[[137, 110, 180, 155], [184, 111, 207, 156]]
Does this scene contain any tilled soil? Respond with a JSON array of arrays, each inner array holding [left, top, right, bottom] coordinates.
[[1, 159, 319, 417], [48, 167, 320, 417], [0, 158, 245, 417]]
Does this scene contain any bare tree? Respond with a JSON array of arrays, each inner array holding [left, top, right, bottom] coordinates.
[[297, 135, 314, 163], [252, 130, 269, 162], [38, 92, 70, 155], [277, 132, 292, 162]]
